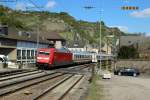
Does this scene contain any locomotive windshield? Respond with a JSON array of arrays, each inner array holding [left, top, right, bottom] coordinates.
[[38, 51, 50, 55]]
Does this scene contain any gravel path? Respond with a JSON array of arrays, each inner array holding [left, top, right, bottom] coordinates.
[[97, 75, 150, 100]]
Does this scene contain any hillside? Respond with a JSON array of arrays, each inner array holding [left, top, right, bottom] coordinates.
[[0, 5, 125, 48]]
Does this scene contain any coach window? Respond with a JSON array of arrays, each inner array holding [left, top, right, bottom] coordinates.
[[76, 55, 78, 59], [78, 55, 80, 59], [75, 55, 77, 59], [77, 55, 79, 59]]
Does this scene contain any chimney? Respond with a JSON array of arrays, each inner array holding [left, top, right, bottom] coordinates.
[[55, 41, 63, 49]]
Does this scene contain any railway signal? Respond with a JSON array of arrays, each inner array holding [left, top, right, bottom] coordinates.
[[121, 6, 139, 10]]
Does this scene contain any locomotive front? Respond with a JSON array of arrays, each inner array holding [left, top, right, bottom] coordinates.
[[36, 48, 55, 68]]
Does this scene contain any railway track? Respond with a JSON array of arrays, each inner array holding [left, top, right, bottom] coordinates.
[[57, 75, 84, 100], [33, 75, 84, 100], [0, 63, 93, 100], [0, 71, 57, 96], [1, 74, 84, 100], [0, 69, 37, 78], [0, 70, 44, 82], [55, 63, 93, 74]]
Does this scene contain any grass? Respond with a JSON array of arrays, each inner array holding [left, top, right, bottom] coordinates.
[[85, 74, 103, 100]]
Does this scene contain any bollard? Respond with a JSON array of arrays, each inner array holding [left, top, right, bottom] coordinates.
[[3, 62, 8, 68], [18, 62, 23, 69], [89, 64, 95, 83]]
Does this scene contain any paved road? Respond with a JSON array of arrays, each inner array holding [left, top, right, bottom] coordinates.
[[97, 75, 150, 100]]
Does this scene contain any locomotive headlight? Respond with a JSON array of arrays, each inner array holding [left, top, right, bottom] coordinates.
[[44, 58, 49, 60], [37, 57, 49, 60]]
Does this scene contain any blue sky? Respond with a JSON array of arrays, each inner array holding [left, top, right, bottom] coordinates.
[[1, 0, 150, 34]]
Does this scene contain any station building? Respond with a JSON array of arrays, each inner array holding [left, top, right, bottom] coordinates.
[[0, 27, 65, 63]]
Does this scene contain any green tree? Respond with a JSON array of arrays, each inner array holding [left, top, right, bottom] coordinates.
[[118, 46, 139, 59]]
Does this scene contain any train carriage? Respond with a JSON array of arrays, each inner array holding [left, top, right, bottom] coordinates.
[[72, 52, 93, 64]]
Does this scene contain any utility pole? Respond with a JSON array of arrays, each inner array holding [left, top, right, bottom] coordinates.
[[83, 2, 104, 74], [25, 4, 43, 49], [99, 8, 104, 73], [36, 22, 40, 49]]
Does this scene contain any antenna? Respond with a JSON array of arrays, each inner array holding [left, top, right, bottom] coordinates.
[[27, 0, 43, 11], [84, 6, 95, 9]]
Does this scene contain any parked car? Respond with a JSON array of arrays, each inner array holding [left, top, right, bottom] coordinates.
[[0, 55, 8, 68], [114, 68, 140, 77], [102, 70, 111, 79]]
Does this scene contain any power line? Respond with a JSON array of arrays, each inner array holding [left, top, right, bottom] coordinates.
[[0, 0, 17, 2], [27, 0, 43, 11]]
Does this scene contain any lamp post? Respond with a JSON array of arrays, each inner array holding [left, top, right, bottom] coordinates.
[[99, 9, 103, 72], [36, 23, 40, 49], [33, 15, 41, 49], [83, 5, 104, 74]]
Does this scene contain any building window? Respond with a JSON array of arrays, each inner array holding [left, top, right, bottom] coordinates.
[[17, 48, 37, 63], [22, 50, 26, 59], [31, 50, 34, 59], [27, 50, 30, 59], [17, 49, 21, 60]]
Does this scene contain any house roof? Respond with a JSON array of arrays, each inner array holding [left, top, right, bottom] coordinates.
[[0, 27, 65, 44], [120, 36, 150, 47]]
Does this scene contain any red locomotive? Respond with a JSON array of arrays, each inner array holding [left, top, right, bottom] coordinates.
[[36, 47, 73, 68]]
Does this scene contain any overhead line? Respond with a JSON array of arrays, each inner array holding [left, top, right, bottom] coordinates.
[[27, 0, 42, 11], [0, 0, 17, 2]]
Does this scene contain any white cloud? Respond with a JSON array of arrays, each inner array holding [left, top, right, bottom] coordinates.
[[110, 26, 128, 32], [27, 3, 35, 8], [130, 8, 150, 18], [16, 2, 25, 10], [45, 0, 56, 9]]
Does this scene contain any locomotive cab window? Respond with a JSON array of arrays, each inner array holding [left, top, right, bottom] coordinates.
[[38, 51, 50, 55]]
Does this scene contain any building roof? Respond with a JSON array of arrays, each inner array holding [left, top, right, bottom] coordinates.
[[120, 36, 150, 47], [0, 27, 65, 44]]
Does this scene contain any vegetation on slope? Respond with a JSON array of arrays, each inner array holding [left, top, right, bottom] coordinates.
[[0, 5, 125, 47]]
